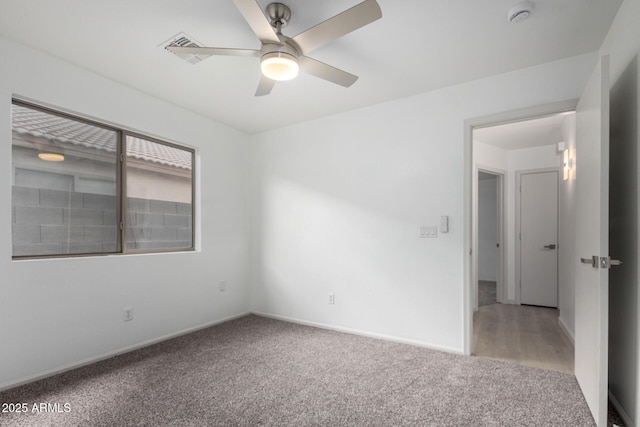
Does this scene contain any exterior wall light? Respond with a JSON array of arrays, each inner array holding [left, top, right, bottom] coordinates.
[[38, 152, 65, 162]]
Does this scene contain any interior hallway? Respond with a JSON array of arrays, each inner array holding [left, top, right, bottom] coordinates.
[[473, 303, 574, 374]]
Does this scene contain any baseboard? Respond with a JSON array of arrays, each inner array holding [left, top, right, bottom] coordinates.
[[609, 389, 635, 427], [557, 316, 575, 345], [0, 311, 250, 392], [251, 311, 464, 355]]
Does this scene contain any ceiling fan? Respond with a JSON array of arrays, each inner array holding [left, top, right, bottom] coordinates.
[[166, 0, 382, 96]]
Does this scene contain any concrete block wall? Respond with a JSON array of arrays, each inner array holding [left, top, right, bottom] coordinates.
[[12, 186, 192, 256], [126, 197, 193, 250]]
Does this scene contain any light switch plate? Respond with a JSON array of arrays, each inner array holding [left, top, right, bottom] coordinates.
[[420, 226, 438, 238], [441, 215, 449, 233]]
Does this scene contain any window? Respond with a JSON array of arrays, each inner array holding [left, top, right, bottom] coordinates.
[[11, 101, 195, 258], [125, 135, 193, 251]]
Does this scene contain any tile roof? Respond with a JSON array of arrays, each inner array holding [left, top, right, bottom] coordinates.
[[126, 136, 191, 170], [12, 104, 192, 170]]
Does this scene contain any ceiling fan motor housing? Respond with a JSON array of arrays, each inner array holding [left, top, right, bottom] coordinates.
[[262, 37, 299, 59], [262, 3, 300, 68]]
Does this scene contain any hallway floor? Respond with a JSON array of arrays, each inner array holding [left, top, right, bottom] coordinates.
[[473, 303, 574, 374]]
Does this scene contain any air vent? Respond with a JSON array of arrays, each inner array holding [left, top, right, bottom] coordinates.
[[161, 32, 207, 65]]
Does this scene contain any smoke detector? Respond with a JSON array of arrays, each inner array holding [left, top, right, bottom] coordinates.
[[507, 1, 534, 23]]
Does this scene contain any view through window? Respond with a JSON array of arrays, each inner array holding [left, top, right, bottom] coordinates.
[[11, 101, 194, 258]]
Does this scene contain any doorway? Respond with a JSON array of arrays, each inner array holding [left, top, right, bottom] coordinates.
[[477, 170, 504, 308], [466, 104, 576, 368], [466, 57, 632, 424]]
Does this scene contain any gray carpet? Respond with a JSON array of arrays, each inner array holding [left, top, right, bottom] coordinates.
[[0, 315, 595, 426]]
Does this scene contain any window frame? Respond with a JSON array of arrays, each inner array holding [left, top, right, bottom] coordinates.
[[122, 130, 196, 255], [11, 99, 196, 260]]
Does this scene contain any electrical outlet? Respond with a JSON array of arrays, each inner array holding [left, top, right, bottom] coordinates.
[[329, 293, 335, 305], [123, 307, 133, 322], [219, 281, 226, 292]]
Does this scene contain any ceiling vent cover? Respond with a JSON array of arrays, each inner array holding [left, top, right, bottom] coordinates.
[[161, 33, 207, 65]]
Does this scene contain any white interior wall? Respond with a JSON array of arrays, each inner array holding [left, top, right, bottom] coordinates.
[[0, 36, 251, 390], [250, 52, 597, 353], [478, 175, 498, 281], [473, 141, 508, 170], [599, 0, 640, 423], [558, 113, 577, 341]]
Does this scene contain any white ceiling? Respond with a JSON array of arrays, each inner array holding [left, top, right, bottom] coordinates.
[[473, 112, 574, 151], [0, 0, 621, 134]]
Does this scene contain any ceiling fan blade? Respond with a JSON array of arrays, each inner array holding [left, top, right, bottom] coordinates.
[[166, 46, 260, 57], [292, 0, 382, 54], [299, 56, 358, 88], [255, 75, 276, 96], [233, 0, 281, 45]]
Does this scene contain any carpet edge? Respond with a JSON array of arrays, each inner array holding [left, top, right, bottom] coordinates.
[[0, 311, 251, 392], [251, 310, 464, 355], [609, 389, 635, 427]]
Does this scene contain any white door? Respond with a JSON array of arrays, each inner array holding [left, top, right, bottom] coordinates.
[[574, 55, 611, 427], [520, 171, 558, 307]]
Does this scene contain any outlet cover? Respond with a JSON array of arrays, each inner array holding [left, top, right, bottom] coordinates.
[[329, 293, 335, 305], [219, 281, 226, 292]]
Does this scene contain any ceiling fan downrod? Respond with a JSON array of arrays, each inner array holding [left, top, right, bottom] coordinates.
[[266, 3, 291, 34]]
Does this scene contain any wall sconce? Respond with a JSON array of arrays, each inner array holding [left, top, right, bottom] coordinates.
[[563, 149, 573, 181], [557, 141, 572, 181]]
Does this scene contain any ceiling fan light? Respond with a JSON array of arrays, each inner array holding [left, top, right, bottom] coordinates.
[[261, 52, 299, 81]]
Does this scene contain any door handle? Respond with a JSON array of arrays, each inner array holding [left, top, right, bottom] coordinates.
[[581, 256, 623, 268], [581, 256, 596, 267], [543, 244, 557, 250]]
